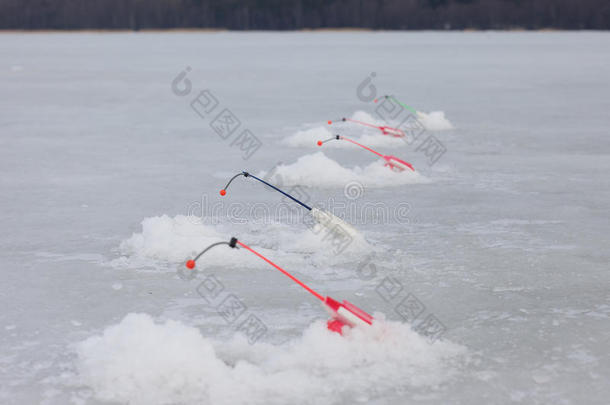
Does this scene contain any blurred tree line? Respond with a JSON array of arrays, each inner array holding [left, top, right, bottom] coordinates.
[[1, 0, 609, 30]]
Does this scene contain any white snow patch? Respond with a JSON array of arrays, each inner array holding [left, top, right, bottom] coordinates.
[[416, 111, 454, 131], [116, 214, 371, 270], [74, 313, 467, 405], [260, 152, 429, 188], [282, 110, 453, 149], [119, 215, 225, 264]]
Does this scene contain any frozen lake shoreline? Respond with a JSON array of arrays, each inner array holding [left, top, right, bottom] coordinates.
[[1, 31, 609, 404]]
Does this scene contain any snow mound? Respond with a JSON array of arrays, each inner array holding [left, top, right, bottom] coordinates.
[[282, 126, 336, 148], [416, 111, 454, 131], [349, 109, 454, 132], [260, 152, 429, 188], [282, 111, 404, 149], [282, 124, 406, 149], [119, 215, 224, 263], [282, 110, 452, 149], [350, 110, 381, 124], [74, 313, 468, 405], [116, 214, 370, 270]]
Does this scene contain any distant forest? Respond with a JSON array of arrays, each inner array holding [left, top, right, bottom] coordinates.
[[1, 0, 609, 30]]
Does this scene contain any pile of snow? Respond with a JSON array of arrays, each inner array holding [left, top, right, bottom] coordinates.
[[350, 110, 383, 125], [116, 214, 371, 270], [119, 215, 224, 263], [416, 111, 454, 131], [282, 126, 336, 148], [282, 110, 453, 149], [259, 152, 429, 188], [349, 109, 454, 132], [74, 313, 467, 405], [282, 124, 405, 149]]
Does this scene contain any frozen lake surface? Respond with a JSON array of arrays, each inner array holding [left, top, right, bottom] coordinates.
[[1, 31, 609, 404]]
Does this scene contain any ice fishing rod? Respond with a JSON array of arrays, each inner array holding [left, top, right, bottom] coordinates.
[[327, 117, 405, 138], [317, 135, 415, 172], [220, 171, 311, 211], [219, 171, 360, 235], [185, 237, 373, 334], [186, 237, 322, 301], [375, 94, 417, 114]]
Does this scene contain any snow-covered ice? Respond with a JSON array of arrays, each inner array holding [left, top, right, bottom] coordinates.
[[1, 31, 609, 404], [71, 313, 466, 405]]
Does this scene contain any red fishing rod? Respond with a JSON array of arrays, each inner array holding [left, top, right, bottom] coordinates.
[[185, 237, 373, 335], [317, 135, 415, 172], [328, 117, 406, 138]]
